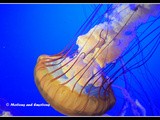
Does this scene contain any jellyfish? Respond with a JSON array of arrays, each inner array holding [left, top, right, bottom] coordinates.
[[0, 98, 12, 117], [0, 111, 12, 117], [34, 4, 160, 116]]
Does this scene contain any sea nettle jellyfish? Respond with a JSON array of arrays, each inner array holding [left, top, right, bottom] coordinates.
[[34, 4, 160, 116]]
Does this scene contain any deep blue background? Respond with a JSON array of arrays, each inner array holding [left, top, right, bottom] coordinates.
[[0, 4, 91, 116], [0, 4, 160, 116]]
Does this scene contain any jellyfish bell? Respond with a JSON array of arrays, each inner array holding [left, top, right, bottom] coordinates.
[[34, 53, 116, 116], [34, 4, 160, 116]]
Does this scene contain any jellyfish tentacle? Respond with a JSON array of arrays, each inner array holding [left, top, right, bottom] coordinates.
[[106, 26, 160, 87]]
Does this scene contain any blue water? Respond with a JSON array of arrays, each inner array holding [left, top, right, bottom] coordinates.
[[0, 4, 160, 116]]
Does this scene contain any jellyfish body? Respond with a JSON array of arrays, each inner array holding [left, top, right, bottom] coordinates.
[[35, 54, 116, 116], [0, 111, 12, 117], [34, 4, 160, 116]]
